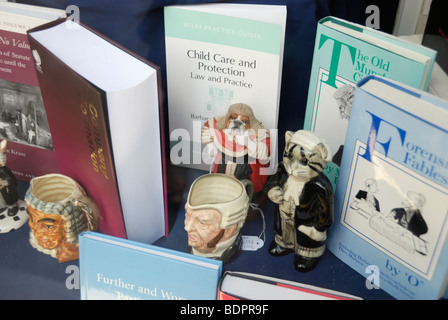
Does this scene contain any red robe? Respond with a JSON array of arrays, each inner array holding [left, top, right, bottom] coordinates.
[[203, 118, 270, 193]]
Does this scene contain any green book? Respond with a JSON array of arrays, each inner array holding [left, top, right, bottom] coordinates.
[[303, 17, 437, 189]]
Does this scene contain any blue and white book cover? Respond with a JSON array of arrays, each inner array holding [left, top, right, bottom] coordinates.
[[327, 75, 448, 300], [79, 231, 222, 300]]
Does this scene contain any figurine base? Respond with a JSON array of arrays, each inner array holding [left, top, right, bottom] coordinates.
[[0, 200, 28, 233], [294, 255, 320, 273], [268, 239, 294, 256]]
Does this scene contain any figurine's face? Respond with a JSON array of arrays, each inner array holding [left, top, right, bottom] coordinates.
[[27, 206, 65, 249], [184, 205, 239, 254], [283, 131, 330, 180], [184, 206, 223, 253], [283, 143, 324, 180], [225, 113, 250, 135]]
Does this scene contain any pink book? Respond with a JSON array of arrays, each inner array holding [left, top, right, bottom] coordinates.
[[27, 19, 168, 243], [0, 3, 65, 181]]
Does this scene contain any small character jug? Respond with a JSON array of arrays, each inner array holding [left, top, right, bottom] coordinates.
[[184, 173, 253, 262], [25, 173, 99, 262]]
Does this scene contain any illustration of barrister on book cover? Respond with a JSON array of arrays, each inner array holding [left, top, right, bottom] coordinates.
[[340, 140, 448, 281]]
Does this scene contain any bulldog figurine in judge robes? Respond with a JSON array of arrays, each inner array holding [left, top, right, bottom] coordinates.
[[201, 103, 270, 205]]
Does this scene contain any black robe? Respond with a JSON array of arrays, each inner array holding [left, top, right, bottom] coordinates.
[[265, 162, 334, 249]]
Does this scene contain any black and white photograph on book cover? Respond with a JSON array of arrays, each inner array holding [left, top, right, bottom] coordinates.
[[341, 140, 448, 282], [0, 79, 53, 151]]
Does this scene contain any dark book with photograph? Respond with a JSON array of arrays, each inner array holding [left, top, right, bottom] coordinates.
[[0, 2, 65, 181]]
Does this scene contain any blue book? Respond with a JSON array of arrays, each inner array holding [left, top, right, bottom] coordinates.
[[327, 75, 448, 300], [303, 16, 437, 188], [79, 231, 222, 300]]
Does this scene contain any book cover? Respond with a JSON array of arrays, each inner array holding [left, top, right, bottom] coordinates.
[[327, 75, 448, 300], [79, 231, 222, 300], [217, 271, 361, 300], [164, 3, 286, 170], [27, 19, 168, 243], [0, 2, 65, 181], [303, 16, 437, 189]]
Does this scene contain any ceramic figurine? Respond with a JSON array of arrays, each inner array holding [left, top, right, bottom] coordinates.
[[0, 140, 28, 233], [264, 130, 334, 272], [201, 103, 270, 204], [184, 173, 253, 262], [25, 173, 99, 262]]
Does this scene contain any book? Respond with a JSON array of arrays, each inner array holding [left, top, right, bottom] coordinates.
[[217, 271, 361, 300], [327, 75, 448, 300], [27, 19, 168, 243], [79, 231, 222, 300], [303, 16, 437, 189], [164, 3, 286, 170], [0, 2, 65, 181]]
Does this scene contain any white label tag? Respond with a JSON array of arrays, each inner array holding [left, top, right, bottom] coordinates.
[[241, 235, 264, 251]]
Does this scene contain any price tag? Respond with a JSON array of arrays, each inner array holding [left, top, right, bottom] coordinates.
[[241, 235, 264, 251]]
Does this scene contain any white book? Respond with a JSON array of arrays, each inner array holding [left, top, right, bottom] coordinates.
[[164, 3, 286, 170]]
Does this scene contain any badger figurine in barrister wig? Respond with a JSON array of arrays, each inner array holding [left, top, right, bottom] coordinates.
[[264, 130, 334, 272], [0, 140, 28, 233]]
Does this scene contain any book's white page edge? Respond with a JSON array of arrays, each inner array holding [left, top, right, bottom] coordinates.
[[168, 3, 287, 25], [360, 79, 448, 130], [221, 274, 339, 300], [81, 233, 221, 271], [0, 5, 65, 34], [29, 20, 156, 92], [223, 272, 361, 299], [0, 2, 65, 21], [322, 20, 431, 65], [106, 74, 165, 243]]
